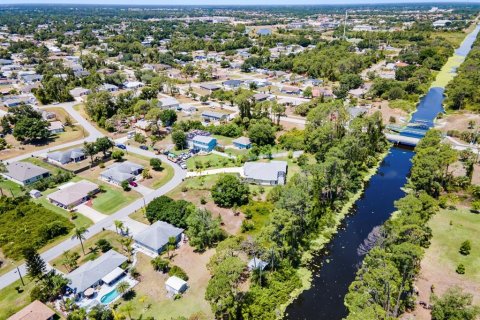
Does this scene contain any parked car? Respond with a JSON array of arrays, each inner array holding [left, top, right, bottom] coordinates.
[[116, 144, 127, 150], [139, 145, 148, 150], [180, 163, 187, 169], [129, 181, 138, 187]]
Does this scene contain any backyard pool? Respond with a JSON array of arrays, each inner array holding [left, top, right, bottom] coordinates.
[[100, 289, 120, 304]]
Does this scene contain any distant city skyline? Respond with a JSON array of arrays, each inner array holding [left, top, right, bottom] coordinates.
[[3, 0, 480, 5]]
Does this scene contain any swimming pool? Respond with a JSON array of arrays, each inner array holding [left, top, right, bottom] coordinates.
[[100, 289, 120, 304]]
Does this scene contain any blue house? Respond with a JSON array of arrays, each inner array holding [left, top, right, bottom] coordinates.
[[222, 79, 243, 89], [192, 135, 217, 152], [233, 137, 252, 149]]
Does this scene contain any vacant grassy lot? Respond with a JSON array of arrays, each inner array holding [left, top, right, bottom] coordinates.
[[416, 209, 480, 309], [186, 153, 237, 171], [50, 230, 125, 273], [0, 178, 25, 197], [118, 248, 214, 319], [0, 279, 36, 319], [145, 161, 175, 189]]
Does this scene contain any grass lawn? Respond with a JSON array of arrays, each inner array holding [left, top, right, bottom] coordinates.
[[186, 153, 237, 171], [50, 230, 125, 273], [0, 279, 36, 319], [34, 197, 92, 229], [149, 162, 175, 189], [92, 185, 140, 215], [211, 134, 235, 146], [0, 178, 25, 197], [117, 249, 213, 319], [427, 209, 480, 282], [432, 31, 468, 48]]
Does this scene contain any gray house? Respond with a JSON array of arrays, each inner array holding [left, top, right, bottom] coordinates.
[[47, 180, 99, 209], [2, 162, 50, 186], [243, 161, 288, 185], [100, 161, 143, 185], [133, 221, 184, 256], [46, 148, 85, 165], [66, 250, 127, 296]]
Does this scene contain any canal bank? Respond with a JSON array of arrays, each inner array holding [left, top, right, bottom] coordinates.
[[285, 24, 480, 320]]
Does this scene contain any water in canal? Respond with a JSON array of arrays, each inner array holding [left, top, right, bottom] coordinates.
[[286, 24, 480, 320]]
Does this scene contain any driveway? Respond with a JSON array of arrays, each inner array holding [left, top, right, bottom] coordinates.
[[110, 217, 150, 237], [134, 184, 155, 197], [76, 204, 108, 223]]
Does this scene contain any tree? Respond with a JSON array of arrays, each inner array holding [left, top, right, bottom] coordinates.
[[211, 175, 249, 208], [431, 286, 480, 320], [62, 250, 80, 272], [121, 180, 131, 191], [83, 142, 97, 168], [95, 137, 114, 158], [303, 86, 313, 98], [23, 247, 46, 279], [95, 239, 112, 253], [151, 256, 169, 272], [166, 236, 176, 260], [186, 209, 225, 250], [248, 118, 276, 146], [142, 167, 151, 179], [116, 281, 130, 296], [172, 130, 187, 150], [150, 158, 163, 171], [72, 227, 88, 255], [139, 86, 158, 100], [13, 117, 50, 142], [145, 196, 194, 227], [112, 150, 124, 161], [160, 109, 177, 126], [114, 220, 124, 234]]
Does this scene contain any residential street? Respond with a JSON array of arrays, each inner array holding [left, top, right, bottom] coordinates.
[[0, 102, 186, 290]]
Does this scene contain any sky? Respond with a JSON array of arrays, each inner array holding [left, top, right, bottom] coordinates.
[[3, 0, 480, 5]]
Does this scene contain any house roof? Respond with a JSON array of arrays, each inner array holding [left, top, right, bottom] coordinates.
[[158, 97, 179, 107], [134, 220, 183, 251], [101, 161, 144, 183], [47, 148, 84, 164], [233, 136, 251, 146], [66, 250, 127, 293], [243, 161, 287, 182], [200, 83, 221, 91], [201, 111, 227, 119], [165, 275, 187, 291], [252, 93, 270, 101], [4, 162, 49, 182], [7, 300, 55, 320], [69, 87, 90, 97], [48, 121, 64, 131], [222, 79, 243, 87], [192, 135, 216, 144], [47, 180, 98, 207]]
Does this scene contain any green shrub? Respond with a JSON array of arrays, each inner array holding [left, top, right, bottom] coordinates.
[[151, 256, 170, 273], [95, 239, 112, 253], [456, 264, 465, 274], [168, 265, 188, 281], [460, 240, 471, 255]]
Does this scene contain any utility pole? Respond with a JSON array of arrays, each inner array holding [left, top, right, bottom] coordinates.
[[12, 263, 25, 286]]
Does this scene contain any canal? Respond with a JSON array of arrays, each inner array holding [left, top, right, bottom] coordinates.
[[286, 24, 480, 320]]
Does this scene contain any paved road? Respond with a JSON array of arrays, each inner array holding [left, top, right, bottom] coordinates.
[[6, 102, 103, 163], [0, 103, 186, 290]]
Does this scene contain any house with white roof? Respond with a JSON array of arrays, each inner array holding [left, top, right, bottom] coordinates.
[[2, 162, 50, 186], [46, 148, 85, 165], [158, 97, 180, 110], [100, 161, 143, 185], [66, 250, 127, 296], [133, 220, 184, 256], [243, 161, 288, 185], [48, 180, 99, 209]]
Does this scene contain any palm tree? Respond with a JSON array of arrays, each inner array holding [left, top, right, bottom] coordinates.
[[166, 236, 176, 260], [114, 220, 124, 235], [120, 302, 134, 320], [72, 227, 88, 255], [116, 281, 130, 297]]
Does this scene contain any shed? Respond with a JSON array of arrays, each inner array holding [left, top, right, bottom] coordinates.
[[165, 276, 188, 295], [232, 137, 252, 149], [29, 189, 42, 199]]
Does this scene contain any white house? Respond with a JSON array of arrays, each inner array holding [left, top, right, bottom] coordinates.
[[243, 161, 288, 185]]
